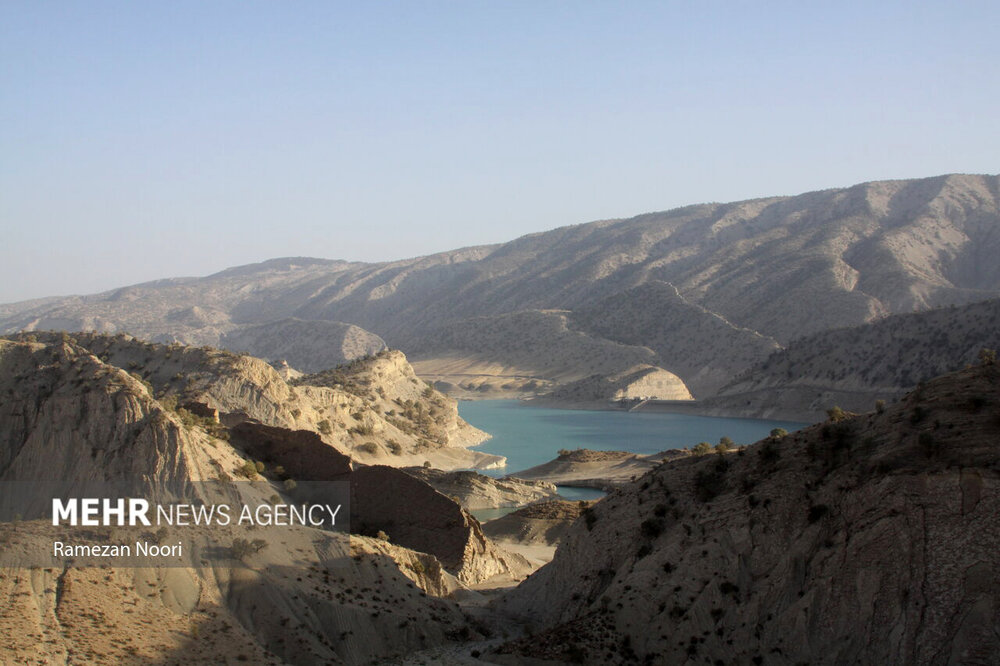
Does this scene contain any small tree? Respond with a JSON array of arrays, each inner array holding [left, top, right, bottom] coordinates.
[[230, 537, 268, 560], [692, 442, 712, 456], [770, 428, 787, 439], [236, 461, 258, 479], [875, 399, 886, 414], [979, 348, 997, 366], [827, 406, 847, 422], [283, 478, 297, 492]]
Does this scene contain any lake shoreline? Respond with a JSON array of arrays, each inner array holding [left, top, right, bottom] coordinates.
[[458, 399, 805, 482], [457, 393, 820, 424]]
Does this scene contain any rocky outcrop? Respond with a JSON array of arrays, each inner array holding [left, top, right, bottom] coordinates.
[[483, 500, 592, 547], [403, 467, 559, 510], [497, 362, 1000, 664], [542, 363, 694, 404], [350, 465, 532, 585], [0, 337, 230, 509], [229, 421, 352, 480], [295, 349, 492, 454], [512, 449, 669, 489], [8, 332, 495, 471]]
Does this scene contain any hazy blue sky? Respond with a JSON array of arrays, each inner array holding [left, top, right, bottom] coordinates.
[[1, 1, 997, 303]]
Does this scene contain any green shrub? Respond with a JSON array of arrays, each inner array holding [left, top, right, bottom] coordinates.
[[826, 406, 847, 422], [235, 461, 258, 479], [230, 538, 269, 560], [692, 442, 712, 456]]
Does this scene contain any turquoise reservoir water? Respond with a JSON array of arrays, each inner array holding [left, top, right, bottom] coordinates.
[[458, 400, 806, 478]]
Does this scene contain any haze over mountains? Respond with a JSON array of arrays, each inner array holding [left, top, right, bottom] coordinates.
[[2, 173, 999, 417]]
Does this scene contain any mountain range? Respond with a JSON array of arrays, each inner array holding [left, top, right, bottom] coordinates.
[[2, 173, 998, 417]]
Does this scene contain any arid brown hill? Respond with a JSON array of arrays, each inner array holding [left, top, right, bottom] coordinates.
[[498, 360, 1000, 664]]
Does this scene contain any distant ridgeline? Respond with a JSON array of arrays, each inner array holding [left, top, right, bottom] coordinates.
[[2, 173, 998, 419]]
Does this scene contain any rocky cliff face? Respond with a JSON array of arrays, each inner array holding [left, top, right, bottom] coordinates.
[[351, 466, 532, 585], [293, 349, 495, 464], [497, 362, 1000, 664]]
